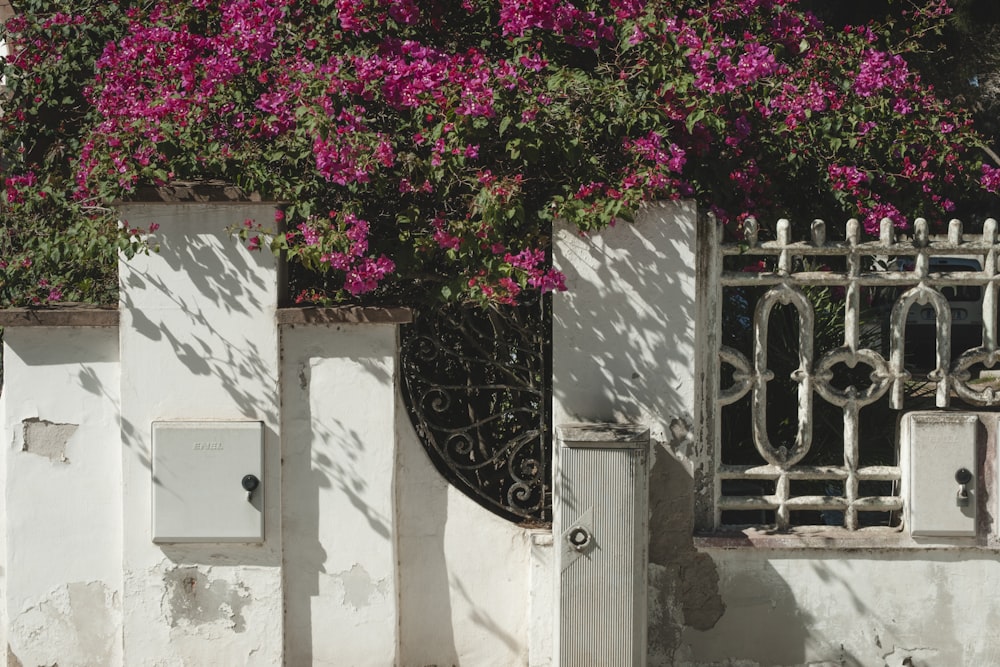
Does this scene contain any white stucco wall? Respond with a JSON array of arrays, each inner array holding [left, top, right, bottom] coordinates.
[[553, 200, 1000, 667], [552, 200, 698, 442], [280, 322, 400, 666], [0, 200, 548, 665], [677, 550, 1000, 666], [1, 327, 123, 667], [280, 320, 548, 667], [117, 202, 284, 665], [7, 195, 1000, 665], [395, 392, 545, 667]]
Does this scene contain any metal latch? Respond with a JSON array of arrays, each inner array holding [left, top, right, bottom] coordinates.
[[955, 468, 973, 508]]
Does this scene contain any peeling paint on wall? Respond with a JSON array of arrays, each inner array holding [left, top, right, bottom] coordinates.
[[163, 567, 249, 633], [646, 444, 724, 664], [336, 563, 389, 610], [883, 647, 941, 666], [21, 418, 77, 463], [8, 581, 118, 667]]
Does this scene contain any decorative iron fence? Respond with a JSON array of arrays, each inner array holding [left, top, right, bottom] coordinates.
[[703, 215, 1000, 531], [400, 298, 551, 524]]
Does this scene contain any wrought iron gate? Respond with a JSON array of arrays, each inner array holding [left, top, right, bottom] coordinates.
[[400, 297, 552, 524]]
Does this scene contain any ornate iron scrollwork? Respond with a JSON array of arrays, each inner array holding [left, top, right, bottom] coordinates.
[[400, 298, 551, 524]]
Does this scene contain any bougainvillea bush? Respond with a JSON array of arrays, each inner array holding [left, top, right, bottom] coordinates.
[[1, 0, 998, 306]]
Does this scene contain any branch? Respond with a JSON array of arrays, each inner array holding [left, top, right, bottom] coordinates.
[[983, 144, 1000, 167]]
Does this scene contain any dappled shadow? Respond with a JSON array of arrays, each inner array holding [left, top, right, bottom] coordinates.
[[120, 258, 278, 427], [450, 575, 521, 653], [675, 557, 822, 666], [679, 548, 1000, 665], [280, 325, 398, 665], [553, 202, 707, 664], [117, 208, 282, 571], [395, 393, 460, 666], [553, 201, 698, 434]]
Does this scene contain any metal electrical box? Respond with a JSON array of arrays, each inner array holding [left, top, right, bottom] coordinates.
[[905, 412, 978, 537], [152, 420, 264, 543], [555, 424, 649, 667]]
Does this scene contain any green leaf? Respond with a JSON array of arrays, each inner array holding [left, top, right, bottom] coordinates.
[[685, 108, 706, 133]]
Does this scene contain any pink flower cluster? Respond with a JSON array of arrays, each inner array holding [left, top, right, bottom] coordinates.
[[626, 132, 686, 173], [335, 0, 422, 33], [314, 213, 396, 295], [348, 40, 510, 118], [688, 38, 782, 94], [432, 216, 462, 251], [4, 172, 38, 204], [498, 0, 615, 49], [853, 50, 910, 98], [982, 165, 1000, 194], [22, 0, 990, 306], [827, 164, 868, 195], [861, 200, 906, 234], [504, 248, 566, 293]]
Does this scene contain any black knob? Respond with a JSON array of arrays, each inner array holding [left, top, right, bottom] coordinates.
[[242, 474, 260, 492], [955, 468, 973, 485]]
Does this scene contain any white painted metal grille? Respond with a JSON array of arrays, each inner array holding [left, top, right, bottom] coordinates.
[[701, 215, 1000, 531]]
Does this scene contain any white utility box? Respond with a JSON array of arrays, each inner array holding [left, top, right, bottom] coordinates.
[[905, 412, 978, 538], [152, 420, 264, 543], [555, 424, 649, 667]]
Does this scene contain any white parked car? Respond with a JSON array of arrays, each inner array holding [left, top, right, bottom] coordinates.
[[896, 256, 985, 368]]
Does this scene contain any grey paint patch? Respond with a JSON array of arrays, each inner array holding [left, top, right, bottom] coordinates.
[[680, 560, 820, 666], [9, 581, 117, 666], [647, 445, 724, 662], [21, 418, 77, 463], [338, 564, 388, 610], [164, 567, 249, 633], [666, 416, 694, 459], [647, 566, 682, 667]]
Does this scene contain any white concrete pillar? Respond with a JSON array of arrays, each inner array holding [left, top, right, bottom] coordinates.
[[117, 202, 284, 665], [279, 315, 403, 666], [0, 316, 123, 666], [551, 201, 700, 666], [552, 200, 699, 448]]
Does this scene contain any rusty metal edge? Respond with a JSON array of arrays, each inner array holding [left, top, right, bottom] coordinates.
[[276, 306, 413, 325], [0, 306, 412, 327], [0, 305, 119, 327], [120, 181, 269, 204]]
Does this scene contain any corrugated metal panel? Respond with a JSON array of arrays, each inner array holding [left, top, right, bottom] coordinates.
[[556, 424, 649, 667]]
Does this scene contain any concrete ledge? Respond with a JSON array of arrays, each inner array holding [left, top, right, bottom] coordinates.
[[693, 526, 1000, 550], [0, 305, 119, 327], [277, 306, 413, 325], [0, 306, 412, 327], [556, 423, 650, 449]]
